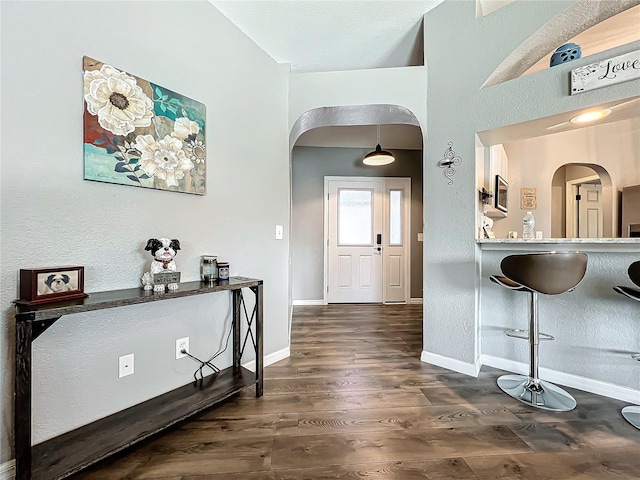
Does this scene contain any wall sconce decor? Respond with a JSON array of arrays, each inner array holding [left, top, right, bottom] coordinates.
[[438, 141, 462, 185]]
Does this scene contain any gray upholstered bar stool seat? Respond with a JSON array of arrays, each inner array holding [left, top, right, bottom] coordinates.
[[613, 260, 640, 430], [490, 252, 588, 412]]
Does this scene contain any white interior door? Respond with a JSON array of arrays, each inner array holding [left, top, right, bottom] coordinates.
[[325, 177, 410, 304], [578, 183, 603, 238]]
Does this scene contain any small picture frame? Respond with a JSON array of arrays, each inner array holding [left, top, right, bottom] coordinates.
[[17, 266, 88, 306]]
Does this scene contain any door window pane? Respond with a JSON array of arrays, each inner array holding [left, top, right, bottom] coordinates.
[[338, 189, 372, 245], [389, 190, 402, 245]]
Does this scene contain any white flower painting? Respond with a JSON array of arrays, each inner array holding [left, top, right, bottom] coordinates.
[[83, 56, 206, 195]]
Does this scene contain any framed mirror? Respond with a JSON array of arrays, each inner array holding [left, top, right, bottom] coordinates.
[[495, 175, 508, 213]]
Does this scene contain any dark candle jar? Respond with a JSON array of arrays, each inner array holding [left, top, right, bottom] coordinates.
[[217, 261, 229, 281]]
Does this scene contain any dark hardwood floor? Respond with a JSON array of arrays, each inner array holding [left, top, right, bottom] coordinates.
[[74, 304, 639, 479]]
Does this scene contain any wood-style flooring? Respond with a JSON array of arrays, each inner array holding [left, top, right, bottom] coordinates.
[[73, 304, 639, 479]]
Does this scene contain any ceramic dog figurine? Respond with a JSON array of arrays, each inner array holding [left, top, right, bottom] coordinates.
[[142, 238, 181, 292]]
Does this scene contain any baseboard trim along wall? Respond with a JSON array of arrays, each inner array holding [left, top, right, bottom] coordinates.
[[420, 350, 482, 377], [242, 346, 290, 372], [409, 297, 423, 305], [0, 460, 15, 480], [292, 300, 324, 306], [481, 355, 640, 405]]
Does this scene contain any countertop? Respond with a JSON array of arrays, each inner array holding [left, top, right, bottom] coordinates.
[[477, 238, 640, 252]]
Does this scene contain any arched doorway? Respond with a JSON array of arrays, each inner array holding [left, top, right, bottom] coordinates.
[[551, 163, 614, 238], [288, 104, 424, 306]]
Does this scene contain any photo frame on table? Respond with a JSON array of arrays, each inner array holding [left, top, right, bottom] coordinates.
[[17, 266, 88, 306]]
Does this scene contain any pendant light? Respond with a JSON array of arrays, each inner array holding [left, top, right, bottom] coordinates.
[[363, 125, 395, 166]]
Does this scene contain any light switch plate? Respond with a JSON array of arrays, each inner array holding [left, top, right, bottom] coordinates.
[[417, 232, 424, 242], [119, 354, 134, 378], [275, 225, 284, 240]]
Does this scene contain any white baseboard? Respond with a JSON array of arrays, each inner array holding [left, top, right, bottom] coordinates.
[[482, 354, 640, 405], [409, 297, 423, 305], [292, 300, 324, 306], [0, 460, 15, 480], [421, 350, 481, 377], [242, 346, 290, 372]]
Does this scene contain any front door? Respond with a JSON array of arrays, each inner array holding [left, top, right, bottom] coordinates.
[[325, 177, 410, 304]]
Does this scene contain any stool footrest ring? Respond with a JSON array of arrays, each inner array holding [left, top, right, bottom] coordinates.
[[504, 329, 554, 341]]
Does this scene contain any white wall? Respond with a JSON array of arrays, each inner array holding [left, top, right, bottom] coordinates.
[[0, 0, 289, 457], [289, 67, 428, 129]]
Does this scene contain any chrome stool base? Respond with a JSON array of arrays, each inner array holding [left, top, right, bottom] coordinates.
[[622, 406, 640, 430], [497, 374, 577, 412]]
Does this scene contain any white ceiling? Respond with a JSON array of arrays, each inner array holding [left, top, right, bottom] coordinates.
[[209, 1, 639, 149]]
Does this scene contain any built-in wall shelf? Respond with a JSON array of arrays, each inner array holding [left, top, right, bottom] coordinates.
[[14, 277, 264, 480], [484, 206, 507, 219]]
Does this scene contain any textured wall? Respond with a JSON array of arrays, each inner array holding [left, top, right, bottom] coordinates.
[[423, 0, 640, 368], [482, 248, 640, 392], [1, 0, 289, 455], [291, 146, 424, 301]]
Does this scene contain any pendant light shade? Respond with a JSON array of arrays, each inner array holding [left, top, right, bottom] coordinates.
[[363, 125, 395, 166]]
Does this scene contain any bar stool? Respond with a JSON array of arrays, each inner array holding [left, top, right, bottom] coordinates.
[[613, 260, 640, 430], [490, 252, 588, 411]]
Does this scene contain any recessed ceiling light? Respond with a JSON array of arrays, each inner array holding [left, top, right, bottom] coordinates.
[[570, 109, 611, 124]]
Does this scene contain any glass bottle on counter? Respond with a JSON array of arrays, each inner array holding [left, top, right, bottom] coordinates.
[[522, 211, 536, 239]]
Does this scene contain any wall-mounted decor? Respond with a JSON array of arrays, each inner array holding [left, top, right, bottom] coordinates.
[[438, 141, 462, 185], [16, 266, 88, 306], [549, 43, 581, 67], [521, 187, 537, 209], [571, 49, 640, 95], [83, 56, 206, 195]]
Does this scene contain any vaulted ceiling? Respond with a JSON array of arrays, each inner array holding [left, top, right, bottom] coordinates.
[[208, 1, 639, 149]]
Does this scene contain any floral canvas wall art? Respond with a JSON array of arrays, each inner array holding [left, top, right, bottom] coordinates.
[[83, 56, 206, 195]]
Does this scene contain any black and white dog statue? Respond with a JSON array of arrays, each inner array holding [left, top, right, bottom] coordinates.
[[142, 238, 181, 292]]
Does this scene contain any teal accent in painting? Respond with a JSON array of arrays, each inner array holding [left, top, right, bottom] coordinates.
[[84, 144, 153, 187]]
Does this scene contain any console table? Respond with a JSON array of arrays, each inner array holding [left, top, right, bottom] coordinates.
[[14, 276, 263, 480]]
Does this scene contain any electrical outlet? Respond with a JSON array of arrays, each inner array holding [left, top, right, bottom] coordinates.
[[119, 354, 134, 378], [275, 224, 284, 240], [176, 337, 189, 359]]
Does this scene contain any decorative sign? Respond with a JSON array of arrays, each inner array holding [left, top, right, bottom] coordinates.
[[571, 49, 640, 95], [521, 187, 537, 209], [153, 272, 181, 285]]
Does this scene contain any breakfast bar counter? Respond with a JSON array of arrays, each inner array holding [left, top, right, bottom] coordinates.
[[478, 237, 640, 252], [478, 238, 639, 404]]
